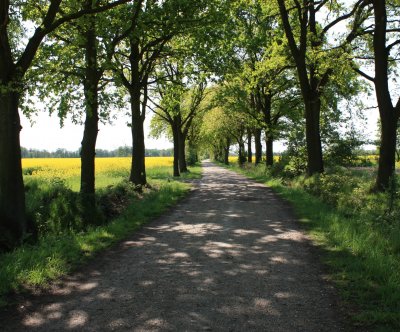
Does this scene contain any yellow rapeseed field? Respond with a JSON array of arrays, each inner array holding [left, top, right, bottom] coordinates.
[[22, 157, 173, 182], [228, 155, 281, 163]]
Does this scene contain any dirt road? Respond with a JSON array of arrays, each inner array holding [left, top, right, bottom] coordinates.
[[2, 162, 347, 331]]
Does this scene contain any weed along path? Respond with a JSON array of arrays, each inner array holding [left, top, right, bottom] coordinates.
[[2, 162, 346, 331]]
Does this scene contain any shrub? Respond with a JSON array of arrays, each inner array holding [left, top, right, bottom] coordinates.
[[267, 154, 307, 179], [301, 172, 359, 206], [98, 181, 140, 219], [26, 178, 85, 235], [325, 138, 363, 167]]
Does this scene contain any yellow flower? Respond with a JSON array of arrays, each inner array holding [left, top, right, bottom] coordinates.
[[22, 157, 173, 183]]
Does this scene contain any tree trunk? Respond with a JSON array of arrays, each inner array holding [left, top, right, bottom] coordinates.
[[266, 134, 274, 167], [80, 89, 99, 222], [0, 4, 30, 249], [254, 128, 262, 164], [172, 121, 180, 177], [129, 90, 146, 186], [277, 0, 324, 176], [262, 94, 275, 167], [80, 96, 99, 196], [247, 129, 252, 163], [372, 0, 399, 191], [304, 98, 324, 175], [238, 141, 245, 166], [376, 116, 397, 190], [80, 7, 100, 221], [0, 90, 28, 249], [128, 39, 146, 187], [178, 129, 188, 173], [224, 138, 230, 165]]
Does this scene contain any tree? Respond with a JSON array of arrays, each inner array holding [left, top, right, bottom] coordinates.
[[150, 58, 206, 176], [29, 1, 127, 222], [108, 0, 218, 186], [0, 0, 131, 249], [350, 0, 400, 191], [218, 0, 300, 166], [276, 0, 367, 175], [202, 83, 254, 165], [200, 107, 233, 164]]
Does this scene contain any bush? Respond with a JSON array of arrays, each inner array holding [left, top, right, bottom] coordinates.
[[325, 138, 362, 167], [25, 179, 138, 237], [187, 147, 199, 166], [26, 179, 85, 235], [98, 181, 140, 219], [300, 171, 359, 206]]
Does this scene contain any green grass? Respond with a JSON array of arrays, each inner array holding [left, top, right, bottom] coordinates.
[[223, 162, 400, 331], [0, 166, 199, 307]]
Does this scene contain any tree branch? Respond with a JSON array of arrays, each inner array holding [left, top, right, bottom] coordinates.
[[352, 65, 375, 82]]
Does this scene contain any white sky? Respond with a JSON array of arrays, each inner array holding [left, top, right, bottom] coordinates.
[[20, 111, 173, 152], [19, 102, 379, 153]]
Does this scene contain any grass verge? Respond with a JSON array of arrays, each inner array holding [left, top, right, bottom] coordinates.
[[223, 162, 400, 332], [0, 177, 194, 307]]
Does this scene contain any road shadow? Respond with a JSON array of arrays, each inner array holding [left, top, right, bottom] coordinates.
[[1, 162, 346, 331]]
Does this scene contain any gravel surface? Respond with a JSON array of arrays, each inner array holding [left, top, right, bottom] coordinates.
[[1, 161, 348, 331]]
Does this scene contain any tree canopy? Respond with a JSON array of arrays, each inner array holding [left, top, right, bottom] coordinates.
[[1, 0, 399, 249]]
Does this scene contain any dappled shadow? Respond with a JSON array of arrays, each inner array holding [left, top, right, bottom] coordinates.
[[1, 161, 345, 331]]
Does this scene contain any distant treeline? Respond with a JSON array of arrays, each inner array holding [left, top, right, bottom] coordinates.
[[21, 146, 173, 158]]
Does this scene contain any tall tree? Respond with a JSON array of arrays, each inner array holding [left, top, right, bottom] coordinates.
[[222, 0, 298, 166], [30, 1, 126, 221], [351, 0, 400, 191], [0, 0, 130, 249], [150, 58, 206, 176], [276, 0, 366, 175], [109, 0, 218, 186]]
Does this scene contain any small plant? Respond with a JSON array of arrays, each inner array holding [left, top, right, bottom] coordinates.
[[25, 178, 85, 235]]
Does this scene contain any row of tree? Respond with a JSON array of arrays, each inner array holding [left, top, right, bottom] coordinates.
[[0, 0, 228, 249], [21, 147, 173, 158], [153, 0, 399, 190], [1, 0, 399, 249]]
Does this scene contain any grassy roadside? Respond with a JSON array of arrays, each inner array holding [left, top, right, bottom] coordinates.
[[223, 162, 400, 331], [0, 166, 202, 307]]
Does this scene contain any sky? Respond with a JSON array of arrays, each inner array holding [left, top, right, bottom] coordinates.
[[20, 111, 173, 152], [19, 100, 379, 153]]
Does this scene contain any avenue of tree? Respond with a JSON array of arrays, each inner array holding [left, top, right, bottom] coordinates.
[[1, 0, 399, 249]]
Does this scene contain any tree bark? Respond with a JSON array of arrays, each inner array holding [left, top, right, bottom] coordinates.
[[129, 88, 147, 186], [178, 128, 188, 173], [128, 40, 146, 187], [238, 141, 245, 166], [247, 129, 253, 163], [0, 90, 28, 249], [261, 94, 275, 167], [304, 97, 324, 175], [80, 3, 100, 216], [0, 3, 29, 248], [377, 117, 397, 191], [266, 134, 274, 167], [254, 128, 262, 164], [172, 121, 180, 177], [224, 138, 230, 165], [372, 0, 399, 191]]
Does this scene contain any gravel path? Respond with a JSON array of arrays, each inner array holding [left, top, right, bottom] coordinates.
[[1, 162, 347, 331]]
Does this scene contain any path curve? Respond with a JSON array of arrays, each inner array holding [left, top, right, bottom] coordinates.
[[2, 162, 346, 331]]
